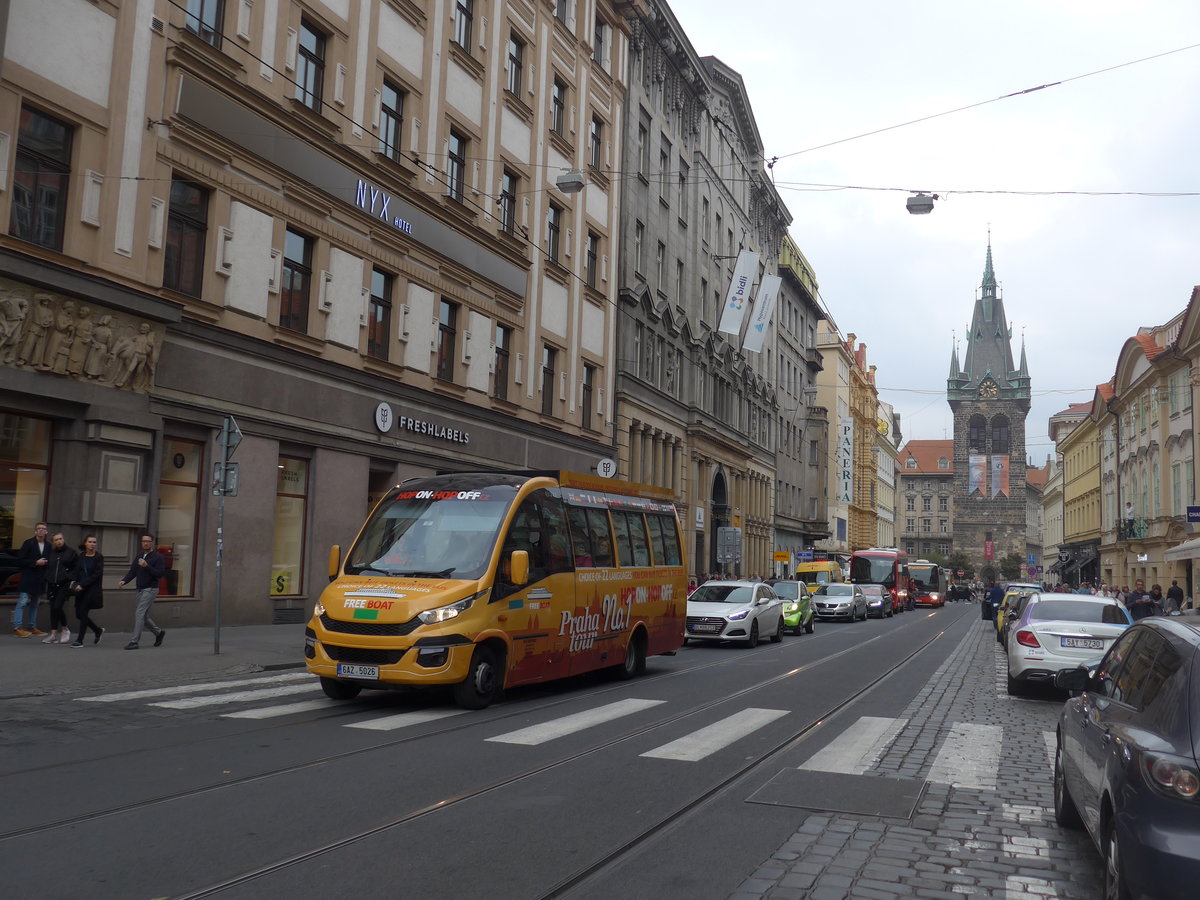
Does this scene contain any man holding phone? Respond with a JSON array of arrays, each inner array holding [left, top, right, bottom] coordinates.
[[12, 522, 50, 637]]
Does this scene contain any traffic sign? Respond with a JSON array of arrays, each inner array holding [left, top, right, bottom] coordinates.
[[212, 462, 240, 496], [218, 416, 242, 457]]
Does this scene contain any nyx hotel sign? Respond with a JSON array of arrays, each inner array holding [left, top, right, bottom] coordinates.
[[356, 179, 414, 235]]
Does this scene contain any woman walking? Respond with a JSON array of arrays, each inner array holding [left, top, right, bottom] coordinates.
[[70, 536, 105, 647]]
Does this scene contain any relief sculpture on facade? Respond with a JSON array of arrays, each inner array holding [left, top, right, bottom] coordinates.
[[0, 281, 163, 392]]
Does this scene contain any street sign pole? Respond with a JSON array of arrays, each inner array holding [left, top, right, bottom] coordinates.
[[213, 416, 242, 655]]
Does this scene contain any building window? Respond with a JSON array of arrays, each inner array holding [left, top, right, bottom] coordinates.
[[655, 241, 665, 292], [453, 0, 473, 48], [592, 16, 606, 62], [638, 114, 650, 174], [585, 232, 599, 288], [554, 0, 569, 25], [494, 324, 511, 401], [905, 497, 915, 511], [541, 345, 557, 416], [905, 518, 915, 531], [498, 170, 517, 234], [185, 0, 224, 47], [163, 178, 209, 298], [9, 106, 72, 251], [659, 139, 670, 205], [379, 80, 404, 161], [922, 518, 932, 533], [937, 457, 948, 469], [295, 20, 326, 112], [368, 269, 391, 361], [938, 543, 949, 556], [940, 520, 948, 533], [271, 457, 308, 596], [437, 299, 457, 382], [279, 227, 313, 333], [506, 35, 524, 95], [546, 204, 562, 263], [158, 438, 203, 596], [446, 130, 467, 202], [991, 415, 1010, 454], [678, 162, 689, 219], [582, 363, 595, 427], [589, 116, 603, 168], [634, 220, 644, 273], [968, 415, 986, 451], [0, 413, 51, 552], [550, 79, 566, 136], [939, 497, 948, 512], [922, 497, 931, 512]]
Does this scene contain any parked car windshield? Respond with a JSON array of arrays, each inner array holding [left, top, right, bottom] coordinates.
[[771, 582, 804, 600], [690, 585, 753, 604], [1028, 600, 1129, 625], [815, 584, 854, 596]]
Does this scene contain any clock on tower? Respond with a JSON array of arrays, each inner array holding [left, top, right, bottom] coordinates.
[[978, 379, 998, 398]]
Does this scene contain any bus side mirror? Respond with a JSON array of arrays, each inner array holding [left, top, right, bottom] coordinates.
[[510, 550, 529, 586], [327, 545, 340, 582]]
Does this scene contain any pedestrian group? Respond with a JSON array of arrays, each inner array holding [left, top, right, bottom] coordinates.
[[11, 523, 167, 649]]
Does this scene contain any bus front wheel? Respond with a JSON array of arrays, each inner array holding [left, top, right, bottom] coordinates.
[[453, 645, 502, 709], [320, 677, 362, 701]]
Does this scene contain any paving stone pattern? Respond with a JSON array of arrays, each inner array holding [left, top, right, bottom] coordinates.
[[731, 619, 1103, 899]]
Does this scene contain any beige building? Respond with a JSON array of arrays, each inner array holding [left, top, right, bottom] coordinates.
[[0, 0, 639, 625]]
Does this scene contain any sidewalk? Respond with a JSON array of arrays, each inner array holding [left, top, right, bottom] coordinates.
[[0, 621, 308, 700]]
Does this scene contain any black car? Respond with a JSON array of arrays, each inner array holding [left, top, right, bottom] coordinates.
[[1053, 616, 1200, 900]]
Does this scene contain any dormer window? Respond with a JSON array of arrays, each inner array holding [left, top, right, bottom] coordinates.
[[937, 458, 949, 469], [905, 459, 917, 470]]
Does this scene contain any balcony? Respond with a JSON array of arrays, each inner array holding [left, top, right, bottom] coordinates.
[[1115, 518, 1148, 541]]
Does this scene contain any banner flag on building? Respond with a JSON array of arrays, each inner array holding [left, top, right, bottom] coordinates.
[[968, 454, 986, 496], [717, 250, 760, 336], [837, 417, 854, 504], [990, 454, 1010, 498], [741, 274, 781, 353]]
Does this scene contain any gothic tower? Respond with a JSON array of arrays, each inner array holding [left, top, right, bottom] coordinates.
[[947, 241, 1031, 581]]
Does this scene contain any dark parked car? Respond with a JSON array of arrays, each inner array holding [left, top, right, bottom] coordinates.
[[1053, 616, 1200, 900]]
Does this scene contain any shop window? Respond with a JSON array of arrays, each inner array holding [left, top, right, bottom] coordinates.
[[0, 413, 51, 550], [158, 438, 203, 596], [271, 457, 308, 596], [10, 106, 73, 251]]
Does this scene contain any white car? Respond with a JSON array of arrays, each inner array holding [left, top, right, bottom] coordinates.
[[1005, 594, 1132, 695], [685, 581, 785, 647], [812, 583, 869, 621]]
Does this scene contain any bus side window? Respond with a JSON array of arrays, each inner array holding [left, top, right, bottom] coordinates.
[[612, 511, 634, 566], [624, 512, 651, 567], [645, 514, 667, 566], [500, 490, 572, 584], [566, 505, 594, 567], [658, 514, 682, 565], [585, 508, 614, 567], [539, 496, 573, 574]]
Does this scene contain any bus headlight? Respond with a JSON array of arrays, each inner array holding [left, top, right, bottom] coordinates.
[[417, 589, 489, 625], [312, 599, 325, 617], [929, 593, 941, 601]]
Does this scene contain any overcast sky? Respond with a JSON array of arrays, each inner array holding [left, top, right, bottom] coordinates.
[[671, 0, 1200, 465]]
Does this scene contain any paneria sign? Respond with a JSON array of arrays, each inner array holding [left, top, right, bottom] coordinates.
[[374, 402, 470, 444], [355, 179, 414, 235]]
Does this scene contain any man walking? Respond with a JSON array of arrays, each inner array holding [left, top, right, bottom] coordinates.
[[1125, 579, 1155, 621], [1166, 579, 1185, 614], [12, 522, 50, 636], [117, 534, 166, 649]]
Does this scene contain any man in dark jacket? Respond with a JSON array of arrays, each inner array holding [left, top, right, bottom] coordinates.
[[117, 533, 166, 649], [1125, 579, 1155, 620], [12, 522, 50, 637], [44, 532, 79, 644]]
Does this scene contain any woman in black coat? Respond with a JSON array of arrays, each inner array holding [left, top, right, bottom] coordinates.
[[70, 535, 105, 647]]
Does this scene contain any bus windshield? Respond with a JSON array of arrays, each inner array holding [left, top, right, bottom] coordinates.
[[910, 566, 938, 590], [346, 477, 520, 580], [851, 555, 896, 588]]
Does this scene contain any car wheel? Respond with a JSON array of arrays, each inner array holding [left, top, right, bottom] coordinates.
[[452, 644, 502, 709], [887, 605, 894, 617], [1053, 741, 1083, 829], [746, 620, 760, 648], [1006, 671, 1024, 696], [804, 616, 814, 634], [320, 677, 362, 701], [611, 630, 646, 680], [770, 616, 784, 643], [1104, 814, 1133, 900]]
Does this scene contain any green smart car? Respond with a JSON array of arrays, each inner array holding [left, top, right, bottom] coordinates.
[[767, 580, 815, 634]]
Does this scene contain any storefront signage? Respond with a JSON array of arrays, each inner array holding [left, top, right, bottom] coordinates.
[[837, 417, 853, 505], [374, 402, 469, 444], [355, 180, 414, 235]]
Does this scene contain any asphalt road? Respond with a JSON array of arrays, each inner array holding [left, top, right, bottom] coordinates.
[[0, 603, 1089, 899]]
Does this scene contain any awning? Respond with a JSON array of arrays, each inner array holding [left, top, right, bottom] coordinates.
[[1165, 537, 1200, 562], [1047, 560, 1065, 574]]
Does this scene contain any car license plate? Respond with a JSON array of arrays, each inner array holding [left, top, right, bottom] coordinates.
[[337, 663, 379, 679], [690, 624, 721, 634], [1060, 637, 1103, 650]]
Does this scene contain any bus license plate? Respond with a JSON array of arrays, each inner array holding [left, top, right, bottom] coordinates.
[[337, 664, 379, 679], [1060, 638, 1103, 650]]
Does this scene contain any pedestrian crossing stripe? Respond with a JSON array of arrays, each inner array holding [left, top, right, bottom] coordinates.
[[641, 708, 788, 761], [487, 698, 665, 745], [151, 681, 317, 709], [76, 672, 313, 703]]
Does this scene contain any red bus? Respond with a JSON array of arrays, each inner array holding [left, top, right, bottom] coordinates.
[[908, 560, 948, 607], [849, 548, 911, 611]]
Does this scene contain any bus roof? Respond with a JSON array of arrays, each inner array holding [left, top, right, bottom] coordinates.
[[429, 469, 676, 500]]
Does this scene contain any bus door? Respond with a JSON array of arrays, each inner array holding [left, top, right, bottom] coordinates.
[[494, 489, 574, 686]]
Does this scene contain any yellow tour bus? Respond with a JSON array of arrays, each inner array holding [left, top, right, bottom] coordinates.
[[305, 470, 687, 708], [795, 560, 843, 586]]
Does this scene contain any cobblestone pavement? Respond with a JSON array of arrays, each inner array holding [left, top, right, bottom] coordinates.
[[732, 616, 1103, 900]]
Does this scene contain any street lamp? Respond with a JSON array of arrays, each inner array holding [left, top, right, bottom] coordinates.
[[906, 192, 938, 215], [556, 169, 586, 193]]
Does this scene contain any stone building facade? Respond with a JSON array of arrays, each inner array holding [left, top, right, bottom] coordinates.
[[946, 244, 1030, 582]]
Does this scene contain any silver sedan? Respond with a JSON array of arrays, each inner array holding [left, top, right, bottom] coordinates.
[[811, 583, 869, 621]]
